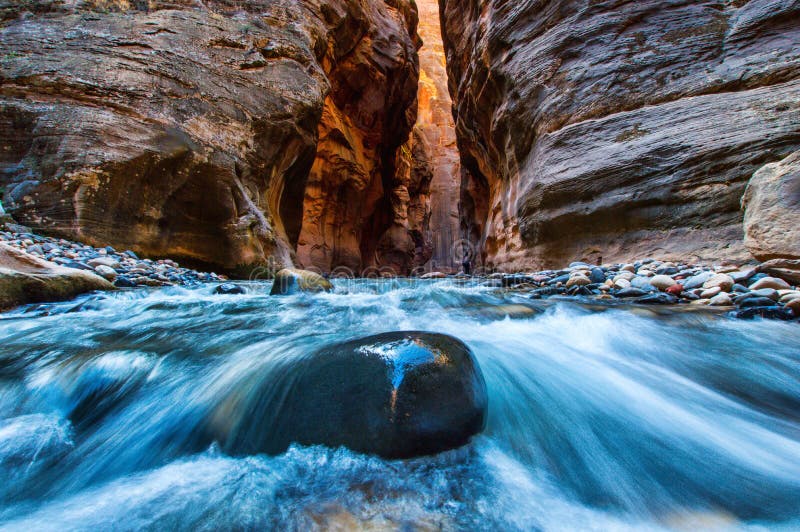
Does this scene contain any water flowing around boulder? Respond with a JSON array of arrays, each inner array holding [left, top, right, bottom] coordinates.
[[222, 331, 488, 459]]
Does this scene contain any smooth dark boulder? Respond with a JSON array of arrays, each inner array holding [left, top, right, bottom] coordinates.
[[224, 332, 488, 459], [270, 269, 333, 296]]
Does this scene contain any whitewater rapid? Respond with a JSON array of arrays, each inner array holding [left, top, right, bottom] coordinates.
[[1, 280, 799, 530]]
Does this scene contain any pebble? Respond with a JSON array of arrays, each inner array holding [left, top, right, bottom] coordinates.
[[0, 229, 222, 289], [650, 275, 676, 291], [700, 286, 722, 299], [88, 256, 120, 269], [703, 274, 734, 292], [666, 284, 683, 296], [708, 293, 732, 306], [630, 277, 656, 292], [613, 272, 635, 282], [730, 269, 756, 283], [614, 278, 631, 289], [750, 277, 791, 291], [589, 267, 605, 284], [566, 275, 591, 288], [683, 271, 714, 290], [94, 265, 118, 280], [749, 288, 779, 301]]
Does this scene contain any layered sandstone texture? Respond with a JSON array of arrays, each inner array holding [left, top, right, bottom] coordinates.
[[441, 0, 800, 270], [413, 0, 461, 272], [0, 0, 420, 275], [742, 150, 800, 261]]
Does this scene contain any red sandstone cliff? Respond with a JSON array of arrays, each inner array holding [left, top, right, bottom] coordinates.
[[0, 0, 421, 275]]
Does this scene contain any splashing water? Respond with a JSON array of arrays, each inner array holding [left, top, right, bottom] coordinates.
[[1, 279, 799, 530]]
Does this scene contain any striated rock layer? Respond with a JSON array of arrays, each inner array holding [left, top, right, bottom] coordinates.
[[440, 0, 800, 270], [413, 0, 461, 273], [0, 0, 420, 276], [742, 150, 800, 261]]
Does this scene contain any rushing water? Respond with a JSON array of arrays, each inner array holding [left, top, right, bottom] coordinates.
[[1, 280, 800, 531]]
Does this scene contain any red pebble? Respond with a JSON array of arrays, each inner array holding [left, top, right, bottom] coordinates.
[[666, 284, 683, 295]]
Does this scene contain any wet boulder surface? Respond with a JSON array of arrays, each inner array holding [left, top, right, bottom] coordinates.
[[269, 268, 333, 295], [223, 331, 488, 459]]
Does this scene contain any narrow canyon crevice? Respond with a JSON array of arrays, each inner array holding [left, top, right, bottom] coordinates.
[[410, 0, 461, 273]]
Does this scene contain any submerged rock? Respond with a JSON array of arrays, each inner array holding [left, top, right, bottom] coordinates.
[[214, 283, 245, 296], [226, 332, 487, 459], [270, 269, 333, 296], [0, 243, 113, 310]]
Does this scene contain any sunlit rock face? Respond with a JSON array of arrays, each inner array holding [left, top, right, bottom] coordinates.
[[0, 0, 420, 275], [414, 0, 461, 273], [440, 0, 800, 270], [295, 0, 460, 276]]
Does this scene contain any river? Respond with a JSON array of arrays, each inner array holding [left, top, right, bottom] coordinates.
[[1, 280, 799, 530]]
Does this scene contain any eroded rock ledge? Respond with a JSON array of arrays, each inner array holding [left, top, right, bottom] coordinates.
[[0, 0, 421, 276], [440, 0, 800, 271]]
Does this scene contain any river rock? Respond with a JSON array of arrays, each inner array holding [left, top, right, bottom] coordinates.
[[738, 297, 780, 309], [88, 257, 120, 269], [225, 332, 488, 459], [703, 274, 734, 292], [666, 285, 683, 296], [616, 287, 648, 299], [421, 272, 448, 279], [650, 275, 676, 291], [742, 151, 800, 261], [215, 283, 246, 296], [630, 277, 657, 293], [787, 299, 800, 317], [708, 293, 733, 307], [750, 277, 792, 291], [757, 259, 800, 285], [730, 270, 756, 284], [700, 287, 723, 299], [589, 267, 606, 284], [270, 269, 333, 296], [780, 292, 800, 304], [0, 243, 113, 310], [614, 278, 631, 289], [750, 289, 780, 302], [93, 265, 118, 281], [734, 307, 795, 321], [613, 272, 635, 283], [683, 272, 714, 290], [566, 275, 591, 288]]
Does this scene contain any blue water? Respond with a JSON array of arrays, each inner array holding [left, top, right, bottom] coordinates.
[[1, 279, 799, 530]]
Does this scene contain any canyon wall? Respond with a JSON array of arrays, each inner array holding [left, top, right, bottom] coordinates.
[[440, 0, 800, 270], [0, 0, 420, 275], [413, 0, 461, 272]]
